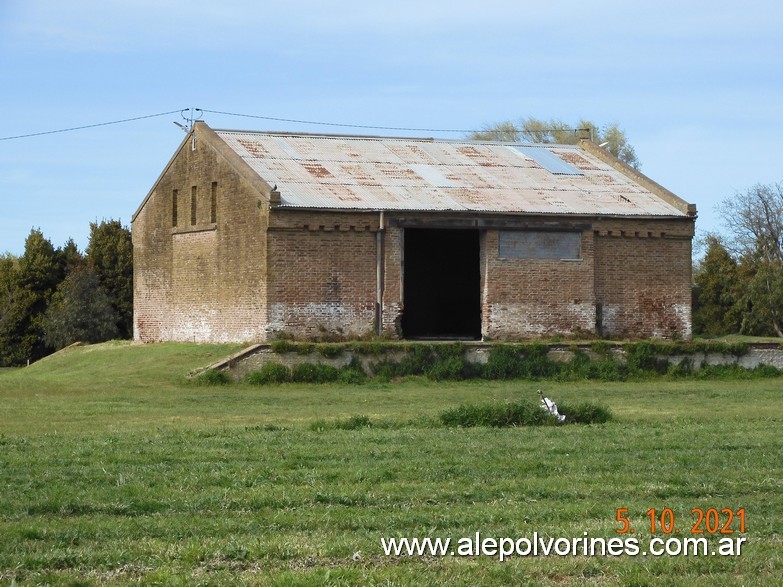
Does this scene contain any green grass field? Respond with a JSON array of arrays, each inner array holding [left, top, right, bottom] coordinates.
[[0, 342, 781, 585]]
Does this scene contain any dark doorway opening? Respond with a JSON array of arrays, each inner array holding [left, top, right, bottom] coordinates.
[[401, 228, 481, 339]]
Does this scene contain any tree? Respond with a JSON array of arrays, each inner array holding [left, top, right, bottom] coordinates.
[[738, 249, 783, 336], [42, 267, 120, 350], [86, 220, 133, 338], [0, 254, 19, 316], [692, 236, 742, 335], [599, 123, 640, 171], [0, 254, 20, 366], [61, 238, 85, 275], [717, 182, 783, 336], [0, 229, 65, 365], [469, 117, 641, 169]]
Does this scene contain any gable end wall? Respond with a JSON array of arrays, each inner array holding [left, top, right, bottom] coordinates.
[[133, 132, 270, 343]]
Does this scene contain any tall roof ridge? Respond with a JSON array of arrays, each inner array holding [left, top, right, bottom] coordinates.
[[211, 125, 586, 149]]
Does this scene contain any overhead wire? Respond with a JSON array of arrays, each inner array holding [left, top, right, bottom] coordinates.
[[0, 107, 588, 142], [0, 109, 184, 141], [197, 108, 588, 136], [196, 108, 482, 134]]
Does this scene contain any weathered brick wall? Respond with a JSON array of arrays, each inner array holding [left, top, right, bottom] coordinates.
[[261, 213, 693, 341], [133, 130, 269, 343], [482, 229, 596, 339], [381, 226, 403, 336], [267, 211, 381, 339], [132, 199, 170, 342], [593, 219, 693, 340]]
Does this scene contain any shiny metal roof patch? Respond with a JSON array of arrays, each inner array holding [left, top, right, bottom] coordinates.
[[510, 145, 584, 175]]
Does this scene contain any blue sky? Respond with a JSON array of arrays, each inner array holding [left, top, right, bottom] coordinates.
[[1, 0, 781, 255]]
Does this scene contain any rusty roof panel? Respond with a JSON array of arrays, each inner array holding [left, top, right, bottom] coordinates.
[[216, 131, 687, 216]]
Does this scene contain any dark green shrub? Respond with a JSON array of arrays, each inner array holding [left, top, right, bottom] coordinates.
[[349, 341, 390, 356], [259, 340, 779, 385], [558, 350, 593, 380], [483, 344, 559, 380], [398, 344, 436, 376], [291, 362, 340, 383], [296, 343, 315, 355], [695, 363, 781, 380], [726, 342, 750, 357], [526, 353, 560, 378], [752, 364, 781, 377], [557, 402, 612, 424], [368, 344, 436, 380], [338, 357, 367, 384], [674, 341, 749, 357], [593, 357, 626, 381], [440, 400, 557, 428], [693, 364, 741, 379], [316, 343, 345, 358], [436, 342, 466, 360], [368, 359, 400, 381], [246, 363, 291, 385], [439, 403, 488, 427], [496, 400, 556, 426], [441, 398, 613, 427], [338, 369, 366, 384], [270, 339, 296, 354], [590, 341, 612, 355], [482, 343, 566, 379], [192, 369, 231, 385], [483, 345, 526, 379], [426, 354, 475, 381], [549, 350, 627, 381], [364, 343, 477, 381], [625, 342, 669, 374], [666, 358, 694, 378]]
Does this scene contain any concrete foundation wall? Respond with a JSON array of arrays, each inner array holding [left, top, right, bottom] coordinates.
[[203, 343, 783, 381]]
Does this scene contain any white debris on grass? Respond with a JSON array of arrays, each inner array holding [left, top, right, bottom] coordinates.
[[539, 390, 566, 423]]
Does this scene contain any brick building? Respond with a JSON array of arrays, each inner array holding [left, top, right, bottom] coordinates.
[[132, 121, 696, 343]]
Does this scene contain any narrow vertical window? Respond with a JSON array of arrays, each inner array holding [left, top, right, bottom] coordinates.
[[172, 189, 178, 227], [211, 182, 217, 224], [191, 186, 197, 226]]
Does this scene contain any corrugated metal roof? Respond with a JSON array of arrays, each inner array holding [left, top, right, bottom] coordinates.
[[215, 130, 687, 217]]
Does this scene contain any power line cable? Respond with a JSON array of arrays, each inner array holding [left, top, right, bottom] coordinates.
[[0, 109, 185, 141], [197, 108, 478, 133], [197, 108, 588, 136], [0, 106, 588, 142]]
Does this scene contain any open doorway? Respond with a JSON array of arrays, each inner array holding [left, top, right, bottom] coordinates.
[[401, 228, 481, 339]]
